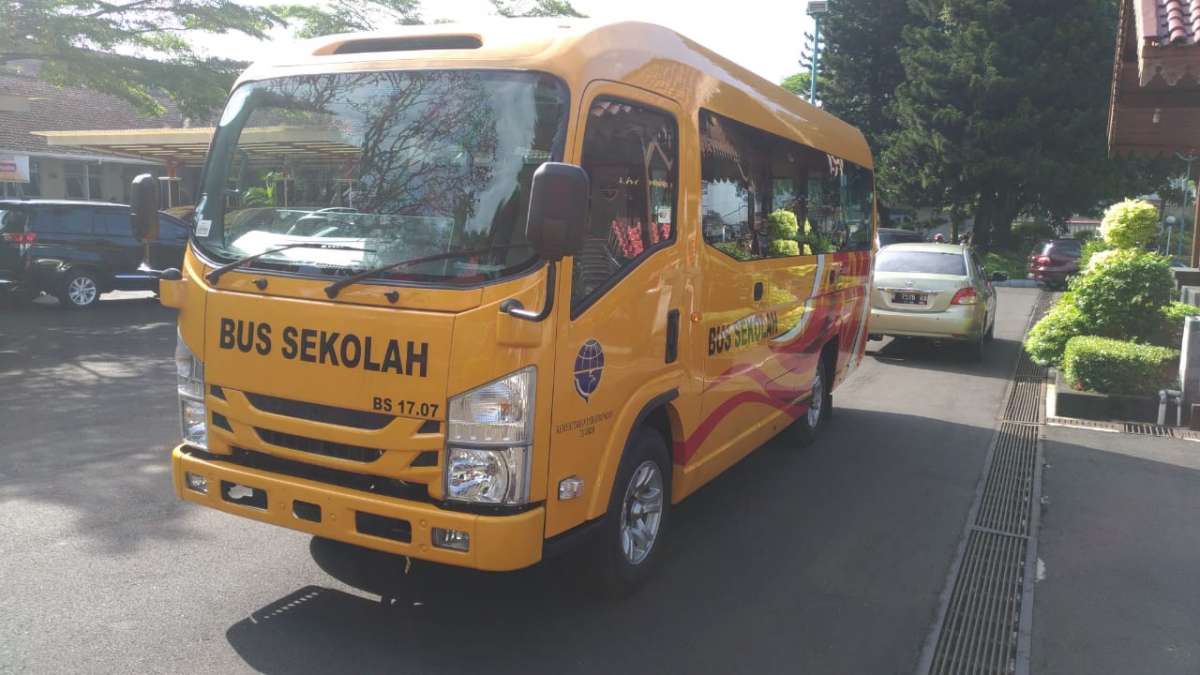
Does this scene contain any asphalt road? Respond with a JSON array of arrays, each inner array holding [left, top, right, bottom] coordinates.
[[0, 288, 1039, 674]]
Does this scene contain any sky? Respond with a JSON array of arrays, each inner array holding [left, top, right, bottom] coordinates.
[[201, 0, 816, 87]]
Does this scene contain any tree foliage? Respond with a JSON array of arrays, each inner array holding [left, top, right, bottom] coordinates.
[[818, 0, 914, 206], [268, 0, 421, 39], [779, 71, 830, 101], [880, 0, 1170, 251], [2, 0, 582, 120], [490, 0, 585, 18]]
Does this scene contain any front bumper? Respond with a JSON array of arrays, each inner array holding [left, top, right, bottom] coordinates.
[[172, 445, 545, 571], [869, 305, 985, 341]]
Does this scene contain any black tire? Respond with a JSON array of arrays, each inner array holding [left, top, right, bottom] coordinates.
[[591, 428, 672, 597], [984, 313, 995, 342], [57, 269, 100, 309], [790, 354, 832, 447]]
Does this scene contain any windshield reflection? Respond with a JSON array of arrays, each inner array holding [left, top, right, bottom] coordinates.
[[196, 70, 569, 284]]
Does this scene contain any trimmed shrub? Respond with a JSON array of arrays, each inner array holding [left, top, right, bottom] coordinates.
[[1154, 302, 1200, 347], [769, 239, 800, 256], [1025, 295, 1087, 366], [1099, 199, 1160, 249], [1079, 238, 1110, 270], [766, 210, 801, 257], [1062, 336, 1178, 396], [1068, 250, 1174, 342]]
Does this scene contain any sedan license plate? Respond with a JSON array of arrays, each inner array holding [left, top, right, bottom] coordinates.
[[893, 291, 927, 305]]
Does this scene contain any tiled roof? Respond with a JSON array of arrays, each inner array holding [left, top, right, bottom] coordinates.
[[0, 73, 183, 160], [1155, 0, 1200, 46]]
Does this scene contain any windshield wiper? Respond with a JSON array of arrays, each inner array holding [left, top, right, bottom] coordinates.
[[206, 243, 374, 284], [323, 244, 530, 299]]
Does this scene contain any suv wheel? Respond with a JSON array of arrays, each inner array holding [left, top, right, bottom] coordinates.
[[59, 269, 100, 309]]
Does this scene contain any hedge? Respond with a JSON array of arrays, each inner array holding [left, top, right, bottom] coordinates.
[[1062, 336, 1178, 396], [1024, 295, 1087, 366]]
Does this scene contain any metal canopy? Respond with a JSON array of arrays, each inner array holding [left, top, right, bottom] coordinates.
[[32, 126, 360, 167]]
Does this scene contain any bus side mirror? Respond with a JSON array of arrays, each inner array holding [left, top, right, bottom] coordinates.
[[526, 162, 588, 262], [131, 173, 160, 243]]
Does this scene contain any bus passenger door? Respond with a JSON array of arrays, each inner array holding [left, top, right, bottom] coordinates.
[[544, 84, 689, 538]]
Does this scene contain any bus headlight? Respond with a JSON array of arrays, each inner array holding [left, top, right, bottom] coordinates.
[[445, 368, 534, 505], [176, 330, 207, 450]]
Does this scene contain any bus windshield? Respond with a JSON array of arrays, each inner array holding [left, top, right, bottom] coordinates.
[[194, 70, 569, 284]]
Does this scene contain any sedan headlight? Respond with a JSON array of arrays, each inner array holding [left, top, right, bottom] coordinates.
[[176, 329, 207, 449], [445, 368, 534, 505]]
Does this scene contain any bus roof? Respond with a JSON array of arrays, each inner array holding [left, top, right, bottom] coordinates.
[[237, 20, 873, 169]]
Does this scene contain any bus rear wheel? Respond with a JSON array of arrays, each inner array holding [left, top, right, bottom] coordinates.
[[591, 428, 671, 597], [790, 355, 832, 447]]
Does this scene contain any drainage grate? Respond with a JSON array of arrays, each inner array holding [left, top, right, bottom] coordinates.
[[1045, 417, 1121, 432], [1174, 429, 1200, 442], [1122, 422, 1173, 437], [1002, 379, 1043, 424], [1013, 353, 1048, 381], [975, 424, 1039, 537], [928, 530, 1028, 675]]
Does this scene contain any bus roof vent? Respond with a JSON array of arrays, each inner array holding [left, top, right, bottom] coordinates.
[[318, 35, 483, 56]]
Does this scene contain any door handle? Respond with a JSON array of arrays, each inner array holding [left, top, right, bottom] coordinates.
[[753, 281, 764, 302], [665, 309, 680, 364]]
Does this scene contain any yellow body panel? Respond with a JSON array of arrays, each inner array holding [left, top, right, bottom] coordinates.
[[165, 20, 875, 571]]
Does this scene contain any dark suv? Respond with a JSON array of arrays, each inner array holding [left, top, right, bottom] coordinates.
[[0, 200, 189, 308], [1027, 238, 1083, 288]]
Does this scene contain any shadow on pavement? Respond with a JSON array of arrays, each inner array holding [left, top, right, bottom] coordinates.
[[868, 336, 1022, 381], [226, 409, 996, 675]]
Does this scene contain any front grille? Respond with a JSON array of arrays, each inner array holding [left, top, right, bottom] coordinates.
[[255, 427, 383, 463], [196, 447, 431, 503], [245, 392, 395, 430]]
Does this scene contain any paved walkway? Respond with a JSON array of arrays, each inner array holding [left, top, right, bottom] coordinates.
[[1033, 425, 1200, 674]]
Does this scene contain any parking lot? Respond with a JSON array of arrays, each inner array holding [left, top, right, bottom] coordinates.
[[0, 288, 1057, 673]]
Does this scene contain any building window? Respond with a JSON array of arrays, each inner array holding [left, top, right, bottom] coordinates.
[[572, 97, 678, 310], [26, 159, 40, 197], [64, 162, 86, 199]]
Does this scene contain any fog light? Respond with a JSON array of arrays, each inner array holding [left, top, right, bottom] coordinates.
[[185, 472, 208, 494], [432, 527, 470, 552], [558, 476, 584, 501]]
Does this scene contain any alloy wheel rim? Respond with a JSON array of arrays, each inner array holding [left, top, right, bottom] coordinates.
[[68, 276, 97, 306], [620, 460, 664, 565], [807, 367, 824, 427]]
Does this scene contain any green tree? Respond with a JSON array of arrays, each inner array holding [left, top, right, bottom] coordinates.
[[818, 0, 914, 203], [0, 0, 420, 119], [490, 0, 585, 17], [779, 71, 831, 100], [1, 0, 584, 120], [269, 0, 422, 39], [886, 0, 1169, 251]]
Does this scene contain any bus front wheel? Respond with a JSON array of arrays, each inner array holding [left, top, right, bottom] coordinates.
[[591, 428, 672, 597]]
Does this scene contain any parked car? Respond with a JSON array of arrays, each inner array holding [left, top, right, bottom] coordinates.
[[0, 200, 190, 309], [876, 227, 926, 248], [1026, 238, 1083, 288], [868, 243, 1006, 360]]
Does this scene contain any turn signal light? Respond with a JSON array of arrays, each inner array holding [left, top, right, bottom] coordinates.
[[951, 287, 978, 305]]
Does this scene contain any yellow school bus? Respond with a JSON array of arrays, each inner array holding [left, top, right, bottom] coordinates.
[[146, 20, 876, 592]]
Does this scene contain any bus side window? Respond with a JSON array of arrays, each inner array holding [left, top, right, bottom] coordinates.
[[572, 98, 678, 310]]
